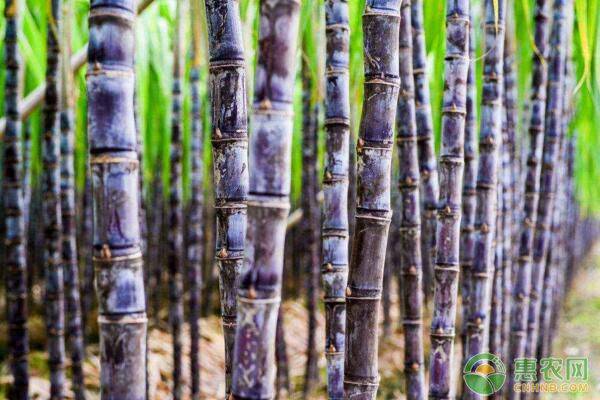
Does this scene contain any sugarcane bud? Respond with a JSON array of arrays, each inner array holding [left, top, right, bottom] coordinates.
[[444, 205, 452, 215], [101, 244, 111, 259], [436, 327, 444, 335], [94, 61, 102, 72], [258, 98, 272, 110], [411, 362, 420, 371], [408, 265, 417, 275], [215, 127, 222, 138], [475, 317, 482, 325], [218, 247, 228, 258], [326, 263, 333, 272], [329, 344, 336, 353], [346, 287, 352, 297], [406, 177, 413, 185], [248, 286, 257, 299], [481, 223, 489, 233], [357, 138, 364, 148], [325, 171, 333, 180]]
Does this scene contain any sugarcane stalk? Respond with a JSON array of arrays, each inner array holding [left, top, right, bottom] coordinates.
[[344, 1, 400, 398], [488, 174, 504, 362], [43, 0, 67, 397], [87, 0, 147, 397], [428, 0, 470, 397], [275, 306, 291, 399], [507, 0, 553, 394], [396, 1, 425, 398], [60, 1, 86, 397], [188, 0, 204, 397], [322, 1, 350, 397], [231, 1, 300, 398], [301, 45, 321, 396], [22, 121, 31, 230], [204, 0, 250, 392], [167, 1, 186, 398], [3, 0, 30, 397], [525, 0, 572, 356], [411, 0, 439, 298], [459, 2, 478, 365], [465, 0, 507, 372], [501, 13, 518, 365], [524, 0, 571, 361]]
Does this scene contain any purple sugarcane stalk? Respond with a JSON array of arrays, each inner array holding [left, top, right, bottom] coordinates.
[[301, 57, 321, 398], [168, 1, 186, 398], [507, 0, 553, 395], [537, 3, 573, 366], [87, 0, 147, 397], [43, 0, 67, 396], [459, 2, 477, 367], [428, 0, 470, 397], [3, 0, 30, 397], [204, 0, 250, 393], [488, 170, 504, 365], [501, 14, 518, 366], [231, 1, 300, 398], [465, 0, 507, 372], [524, 0, 572, 361], [396, 1, 425, 398], [60, 3, 86, 398], [411, 0, 439, 298], [344, 1, 401, 398], [188, 0, 204, 397], [322, 0, 350, 398]]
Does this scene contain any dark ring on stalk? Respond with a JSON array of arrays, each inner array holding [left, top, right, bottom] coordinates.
[[237, 296, 281, 304], [89, 9, 135, 22], [434, 265, 460, 272], [86, 68, 134, 78], [98, 314, 147, 324], [208, 60, 244, 69], [325, 68, 349, 77], [93, 251, 142, 262], [90, 155, 138, 165], [324, 117, 350, 125]]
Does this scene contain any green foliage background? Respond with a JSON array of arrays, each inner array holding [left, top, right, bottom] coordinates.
[[0, 0, 598, 212]]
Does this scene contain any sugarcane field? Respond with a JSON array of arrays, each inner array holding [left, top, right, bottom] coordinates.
[[1, 0, 600, 398]]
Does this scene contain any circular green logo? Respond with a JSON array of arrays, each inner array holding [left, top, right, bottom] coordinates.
[[463, 353, 507, 396]]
